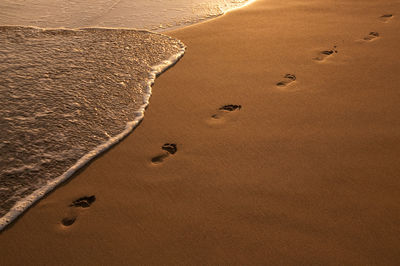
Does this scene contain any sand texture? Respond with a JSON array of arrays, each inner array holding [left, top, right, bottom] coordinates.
[[1, 0, 400, 265]]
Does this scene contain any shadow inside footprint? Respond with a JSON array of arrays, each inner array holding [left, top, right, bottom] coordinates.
[[61, 216, 77, 227], [151, 143, 177, 163], [212, 104, 241, 119], [379, 14, 393, 22], [162, 143, 177, 154], [219, 105, 241, 112], [277, 74, 296, 87], [313, 46, 338, 61], [70, 195, 96, 208], [363, 32, 379, 41]]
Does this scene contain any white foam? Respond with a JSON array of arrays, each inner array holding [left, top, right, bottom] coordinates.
[[0, 31, 185, 231]]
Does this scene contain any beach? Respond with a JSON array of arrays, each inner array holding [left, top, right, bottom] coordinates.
[[1, 0, 400, 264]]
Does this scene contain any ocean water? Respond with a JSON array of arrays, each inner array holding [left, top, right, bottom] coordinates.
[[0, 0, 251, 31], [0, 0, 251, 230]]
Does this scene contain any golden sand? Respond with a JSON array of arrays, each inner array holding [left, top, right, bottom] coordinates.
[[1, 0, 400, 264]]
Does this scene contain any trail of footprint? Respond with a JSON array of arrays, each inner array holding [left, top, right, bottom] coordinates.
[[363, 32, 380, 41], [151, 143, 177, 164], [211, 104, 241, 119], [61, 195, 96, 227], [276, 74, 296, 87], [313, 46, 338, 61], [379, 14, 393, 22]]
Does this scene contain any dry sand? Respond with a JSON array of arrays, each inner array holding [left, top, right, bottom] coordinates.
[[1, 0, 400, 264]]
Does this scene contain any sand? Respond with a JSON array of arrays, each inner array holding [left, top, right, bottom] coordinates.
[[1, 0, 400, 264]]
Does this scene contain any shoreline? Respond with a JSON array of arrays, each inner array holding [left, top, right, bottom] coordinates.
[[1, 0, 400, 264], [0, 26, 186, 231], [0, 27, 185, 231]]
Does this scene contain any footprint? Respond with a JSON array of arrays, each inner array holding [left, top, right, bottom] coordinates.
[[219, 105, 242, 111], [151, 143, 177, 164], [379, 14, 393, 22], [61, 216, 77, 227], [211, 105, 241, 119], [313, 46, 338, 61], [276, 74, 296, 87], [363, 32, 380, 41], [60, 195, 96, 227], [70, 195, 96, 208]]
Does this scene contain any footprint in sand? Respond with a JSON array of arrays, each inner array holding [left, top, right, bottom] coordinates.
[[61, 216, 77, 226], [379, 14, 393, 22], [363, 32, 380, 41], [276, 74, 296, 87], [211, 104, 242, 119], [151, 143, 177, 164], [70, 195, 96, 208], [313, 46, 338, 61], [61, 195, 96, 227]]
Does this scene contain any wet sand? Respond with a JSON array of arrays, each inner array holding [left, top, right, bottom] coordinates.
[[1, 0, 400, 264]]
